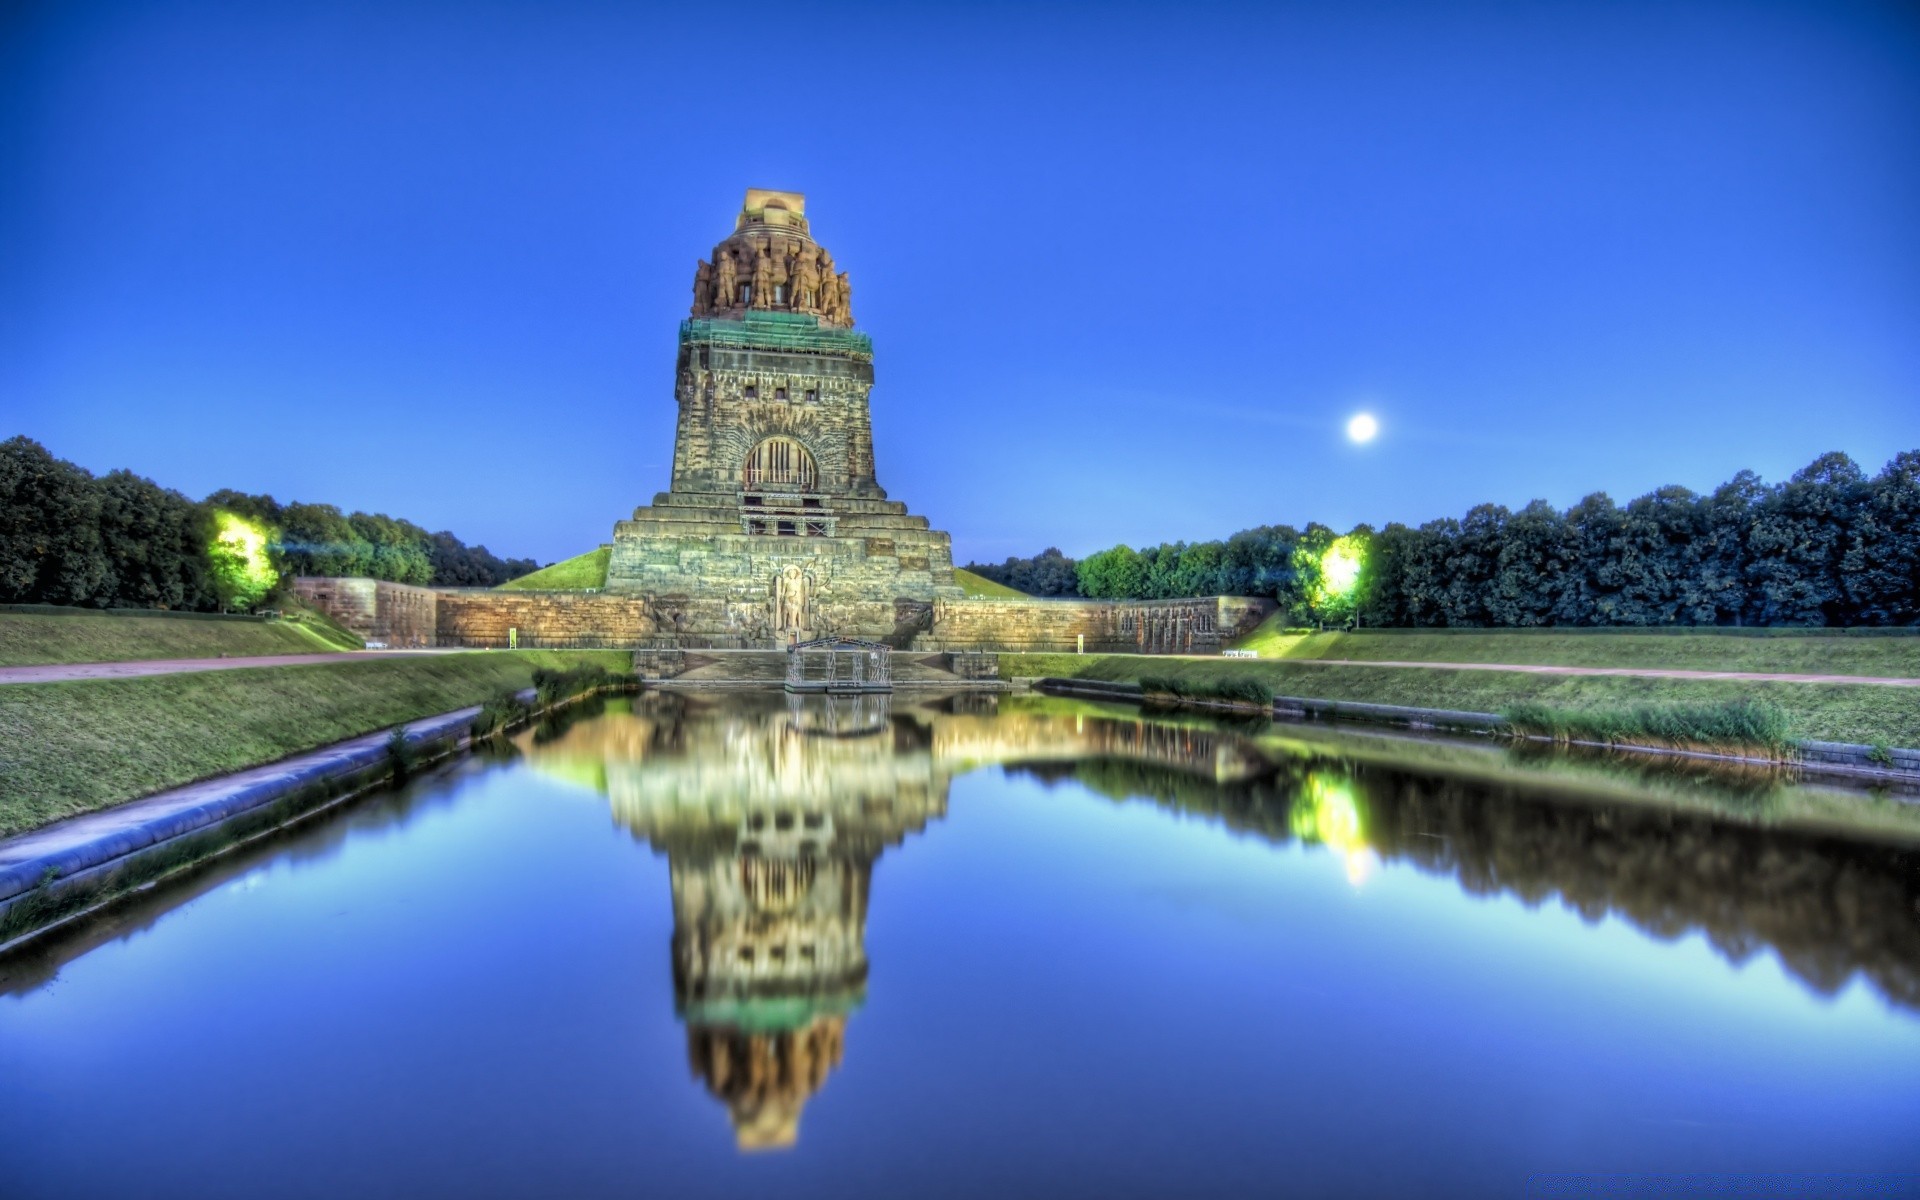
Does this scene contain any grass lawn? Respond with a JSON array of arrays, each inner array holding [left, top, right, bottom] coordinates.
[[0, 650, 630, 835], [955, 569, 1026, 598], [1000, 652, 1920, 750], [1229, 615, 1920, 678], [498, 547, 611, 590], [0, 610, 357, 667]]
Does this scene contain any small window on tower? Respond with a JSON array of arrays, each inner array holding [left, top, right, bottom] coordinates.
[[774, 386, 787, 402], [738, 284, 751, 304], [804, 389, 818, 403], [744, 385, 758, 400]]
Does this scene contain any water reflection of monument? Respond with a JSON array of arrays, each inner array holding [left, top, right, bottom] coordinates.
[[524, 693, 946, 1150], [516, 691, 1920, 1143]]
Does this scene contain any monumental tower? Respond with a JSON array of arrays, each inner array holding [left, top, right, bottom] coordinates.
[[606, 189, 962, 644]]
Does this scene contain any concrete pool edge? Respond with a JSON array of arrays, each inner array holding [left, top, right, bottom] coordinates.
[[1031, 676, 1920, 788], [0, 705, 494, 950]]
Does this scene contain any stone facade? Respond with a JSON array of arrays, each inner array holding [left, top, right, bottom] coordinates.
[[607, 189, 962, 644], [916, 595, 1274, 654]]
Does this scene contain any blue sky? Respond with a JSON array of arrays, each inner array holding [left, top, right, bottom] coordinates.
[[4, 0, 1917, 566]]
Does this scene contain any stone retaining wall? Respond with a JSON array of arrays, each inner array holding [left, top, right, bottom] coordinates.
[[293, 576, 1272, 654], [291, 578, 438, 646], [436, 591, 658, 647], [918, 595, 1273, 654]]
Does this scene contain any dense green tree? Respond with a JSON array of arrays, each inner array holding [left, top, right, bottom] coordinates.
[[426, 531, 540, 588], [1355, 522, 1414, 627], [1613, 485, 1704, 625], [1746, 452, 1864, 626], [1484, 500, 1571, 625], [1844, 451, 1920, 625], [1064, 450, 1915, 626], [279, 502, 372, 578], [963, 547, 1081, 596], [1076, 544, 1149, 598], [1693, 470, 1764, 625], [6, 449, 536, 608], [93, 469, 213, 610], [0, 437, 107, 605]]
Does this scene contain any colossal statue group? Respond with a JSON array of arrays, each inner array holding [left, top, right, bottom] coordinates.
[[692, 233, 854, 326]]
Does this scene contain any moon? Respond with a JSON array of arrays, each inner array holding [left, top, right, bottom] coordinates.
[[1346, 412, 1379, 444]]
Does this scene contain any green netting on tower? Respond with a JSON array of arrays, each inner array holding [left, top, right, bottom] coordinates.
[[680, 312, 873, 358]]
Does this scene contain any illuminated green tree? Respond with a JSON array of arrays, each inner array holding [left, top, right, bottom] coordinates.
[[206, 510, 279, 611], [1291, 527, 1370, 627]]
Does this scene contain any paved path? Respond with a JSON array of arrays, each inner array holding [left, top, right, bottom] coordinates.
[[0, 649, 463, 686]]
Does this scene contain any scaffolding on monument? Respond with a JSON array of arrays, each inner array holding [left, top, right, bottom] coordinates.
[[785, 637, 892, 694]]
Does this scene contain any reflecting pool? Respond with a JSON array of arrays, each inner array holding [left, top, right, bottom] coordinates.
[[3, 692, 1918, 1198]]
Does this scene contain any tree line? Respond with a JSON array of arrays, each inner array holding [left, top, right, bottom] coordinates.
[[0, 437, 540, 610], [971, 450, 1920, 626]]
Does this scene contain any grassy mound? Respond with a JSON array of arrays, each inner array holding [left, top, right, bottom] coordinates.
[[955, 569, 1026, 598], [0, 650, 632, 834], [0, 609, 354, 667], [497, 547, 611, 591], [1227, 614, 1920, 678]]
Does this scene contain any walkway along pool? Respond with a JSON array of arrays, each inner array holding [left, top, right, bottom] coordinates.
[[2, 691, 1917, 1198]]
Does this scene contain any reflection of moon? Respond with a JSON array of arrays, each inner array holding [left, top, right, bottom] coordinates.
[[1347, 413, 1379, 443]]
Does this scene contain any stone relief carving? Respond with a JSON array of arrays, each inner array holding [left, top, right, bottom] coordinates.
[[773, 564, 817, 635]]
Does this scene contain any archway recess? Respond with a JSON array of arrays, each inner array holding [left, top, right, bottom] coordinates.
[[743, 437, 818, 490]]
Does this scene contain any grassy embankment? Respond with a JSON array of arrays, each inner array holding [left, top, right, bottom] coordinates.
[[0, 607, 360, 667], [954, 569, 1026, 598], [0, 650, 630, 835], [1230, 616, 1920, 677], [498, 548, 611, 591], [1000, 651, 1920, 751]]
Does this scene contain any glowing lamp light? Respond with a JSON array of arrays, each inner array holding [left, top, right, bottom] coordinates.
[[1291, 773, 1376, 887], [209, 510, 278, 609], [1319, 535, 1366, 599], [1346, 412, 1379, 443]]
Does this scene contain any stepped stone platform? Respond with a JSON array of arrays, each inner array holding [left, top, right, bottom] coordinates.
[[639, 649, 1003, 690]]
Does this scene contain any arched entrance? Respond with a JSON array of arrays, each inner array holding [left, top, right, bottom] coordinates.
[[743, 437, 818, 491]]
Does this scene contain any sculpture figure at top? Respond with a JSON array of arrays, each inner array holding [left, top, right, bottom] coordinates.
[[750, 246, 777, 309], [790, 249, 822, 312], [691, 260, 712, 316], [686, 191, 857, 326]]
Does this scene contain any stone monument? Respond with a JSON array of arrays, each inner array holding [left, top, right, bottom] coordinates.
[[606, 189, 962, 644]]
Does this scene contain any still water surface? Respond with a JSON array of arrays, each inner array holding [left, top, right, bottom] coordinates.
[[3, 692, 1918, 1198]]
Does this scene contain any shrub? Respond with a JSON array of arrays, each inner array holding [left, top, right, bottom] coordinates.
[[1501, 698, 1793, 754], [1138, 673, 1273, 707], [470, 688, 532, 740]]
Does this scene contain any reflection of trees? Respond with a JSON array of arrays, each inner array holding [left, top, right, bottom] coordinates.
[[1020, 754, 1920, 1011]]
